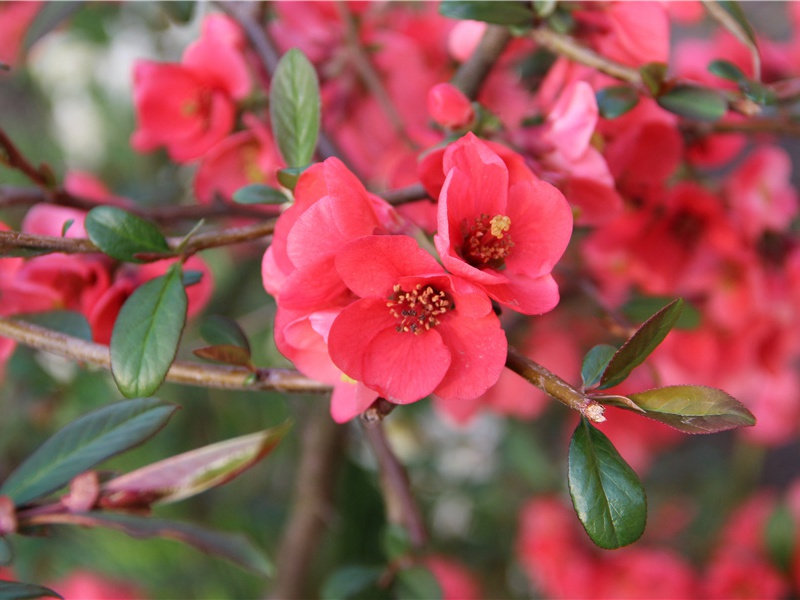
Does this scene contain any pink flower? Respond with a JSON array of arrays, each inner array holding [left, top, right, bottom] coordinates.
[[131, 15, 250, 162], [427, 83, 474, 129], [0, 1, 41, 69], [328, 235, 506, 404], [424, 556, 482, 600], [49, 570, 146, 600], [434, 133, 573, 315]]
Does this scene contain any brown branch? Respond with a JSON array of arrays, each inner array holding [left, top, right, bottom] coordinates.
[[0, 129, 53, 187], [530, 27, 642, 86], [451, 25, 513, 100], [380, 183, 430, 206], [269, 403, 345, 599], [505, 346, 606, 422], [0, 317, 330, 394], [0, 219, 275, 257], [361, 399, 427, 549]]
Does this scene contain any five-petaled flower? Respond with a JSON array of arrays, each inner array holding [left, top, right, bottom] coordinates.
[[328, 235, 507, 404], [434, 133, 574, 315]]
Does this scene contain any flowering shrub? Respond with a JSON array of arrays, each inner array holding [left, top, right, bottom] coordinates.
[[0, 1, 799, 598]]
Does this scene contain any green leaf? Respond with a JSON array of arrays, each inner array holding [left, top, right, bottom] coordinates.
[[102, 422, 291, 505], [740, 79, 777, 106], [110, 264, 187, 398], [321, 565, 384, 600], [708, 59, 746, 82], [639, 62, 668, 96], [159, 0, 194, 23], [438, 0, 534, 25], [60, 219, 74, 237], [60, 512, 273, 577], [599, 298, 684, 389], [0, 398, 176, 506], [270, 48, 320, 168], [765, 502, 796, 572], [568, 419, 647, 549], [581, 345, 618, 389], [395, 565, 442, 600], [381, 524, 412, 560], [656, 85, 728, 122], [15, 310, 92, 341], [200, 315, 251, 353], [596, 85, 640, 119], [621, 295, 700, 330], [232, 184, 288, 205], [85, 206, 171, 263], [276, 167, 305, 191], [0, 581, 61, 600], [182, 269, 204, 287], [0, 537, 11, 566], [625, 385, 756, 433]]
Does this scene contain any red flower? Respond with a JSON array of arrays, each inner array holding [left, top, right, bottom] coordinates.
[[434, 133, 573, 315], [328, 235, 506, 404], [131, 15, 250, 162]]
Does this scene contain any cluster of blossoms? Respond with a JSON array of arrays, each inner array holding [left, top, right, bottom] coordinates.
[[262, 134, 572, 421]]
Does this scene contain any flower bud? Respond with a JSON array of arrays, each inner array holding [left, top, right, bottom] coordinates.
[[428, 83, 475, 129]]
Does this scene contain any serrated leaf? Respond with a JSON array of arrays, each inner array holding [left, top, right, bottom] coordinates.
[[321, 565, 384, 600], [596, 85, 640, 119], [581, 345, 618, 389], [657, 85, 728, 122], [232, 184, 288, 205], [55, 512, 272, 577], [85, 206, 171, 263], [765, 502, 795, 572], [200, 315, 251, 353], [102, 422, 290, 505], [110, 264, 187, 398], [708, 59, 746, 82], [0, 581, 61, 600], [16, 310, 92, 341], [270, 48, 320, 168], [0, 398, 176, 506], [568, 419, 646, 549], [439, 0, 534, 25], [193, 345, 253, 368], [626, 385, 756, 433], [599, 298, 684, 390], [621, 295, 700, 330], [395, 565, 442, 600]]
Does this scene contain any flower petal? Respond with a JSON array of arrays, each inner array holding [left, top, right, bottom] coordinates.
[[328, 298, 397, 382]]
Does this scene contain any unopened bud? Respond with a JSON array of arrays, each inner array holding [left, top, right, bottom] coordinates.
[[428, 83, 475, 130]]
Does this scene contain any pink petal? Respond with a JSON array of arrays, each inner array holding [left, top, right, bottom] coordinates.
[[330, 380, 380, 423], [328, 298, 398, 382], [362, 327, 451, 403], [486, 273, 561, 315], [434, 314, 506, 401]]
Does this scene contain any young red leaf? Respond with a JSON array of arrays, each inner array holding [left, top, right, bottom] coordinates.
[[101, 422, 291, 506], [626, 385, 756, 433], [193, 345, 254, 369]]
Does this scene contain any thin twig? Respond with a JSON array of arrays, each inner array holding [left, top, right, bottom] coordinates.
[[269, 403, 345, 599], [505, 346, 606, 422], [0, 317, 331, 393], [361, 399, 427, 549], [451, 25, 513, 99]]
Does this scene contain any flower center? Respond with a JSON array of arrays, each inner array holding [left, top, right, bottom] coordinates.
[[387, 283, 453, 335], [462, 213, 514, 268]]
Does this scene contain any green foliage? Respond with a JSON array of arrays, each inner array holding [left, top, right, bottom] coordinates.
[[395, 565, 442, 600], [0, 398, 177, 506], [708, 59, 746, 82], [568, 419, 647, 549], [85, 206, 171, 263], [321, 565, 385, 600], [15, 311, 92, 341], [270, 48, 321, 169], [639, 62, 668, 96], [199, 315, 251, 353], [623, 385, 756, 433], [581, 345, 617, 389], [110, 264, 187, 398], [596, 85, 640, 119], [232, 184, 289, 205], [621, 295, 700, 330], [765, 502, 796, 572], [65, 512, 273, 577], [599, 298, 684, 389], [438, 0, 534, 26], [0, 581, 61, 600], [656, 85, 728, 122]]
